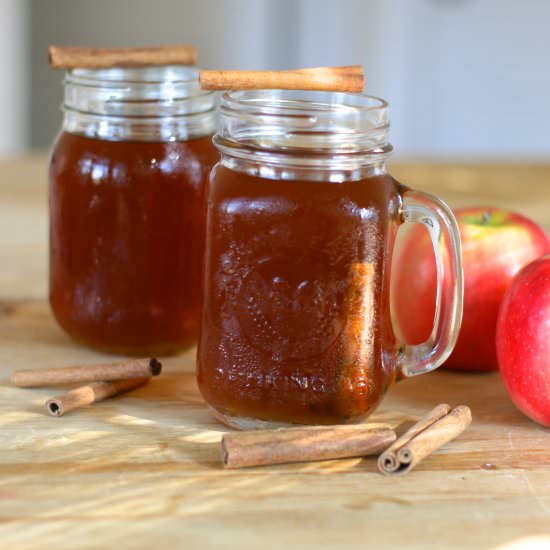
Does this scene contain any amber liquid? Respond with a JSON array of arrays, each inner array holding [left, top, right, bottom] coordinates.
[[49, 132, 218, 354], [198, 165, 403, 425]]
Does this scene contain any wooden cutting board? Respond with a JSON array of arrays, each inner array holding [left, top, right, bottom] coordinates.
[[0, 158, 549, 550]]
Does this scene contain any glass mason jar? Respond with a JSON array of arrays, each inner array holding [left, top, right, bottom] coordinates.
[[198, 90, 463, 428], [49, 66, 218, 355]]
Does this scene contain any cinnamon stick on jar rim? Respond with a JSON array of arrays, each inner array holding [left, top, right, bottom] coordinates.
[[12, 358, 161, 387], [222, 423, 395, 469], [48, 45, 197, 69], [46, 377, 150, 417], [199, 66, 364, 93], [378, 405, 472, 475]]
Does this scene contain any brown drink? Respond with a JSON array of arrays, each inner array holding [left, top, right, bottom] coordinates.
[[50, 132, 217, 354], [197, 89, 463, 428], [199, 166, 402, 424], [49, 66, 217, 354]]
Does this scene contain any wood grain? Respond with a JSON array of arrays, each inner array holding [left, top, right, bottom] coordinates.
[[1, 156, 549, 549]]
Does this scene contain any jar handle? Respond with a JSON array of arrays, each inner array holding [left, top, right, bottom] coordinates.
[[396, 189, 464, 377]]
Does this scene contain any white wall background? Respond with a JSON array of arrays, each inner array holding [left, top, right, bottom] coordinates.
[[1, 0, 549, 159], [294, 0, 550, 159], [0, 0, 28, 156]]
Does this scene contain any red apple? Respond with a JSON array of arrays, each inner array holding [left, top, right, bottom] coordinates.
[[392, 207, 550, 371], [496, 255, 550, 427]]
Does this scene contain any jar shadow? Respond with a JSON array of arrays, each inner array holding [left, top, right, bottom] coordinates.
[[0, 298, 75, 348], [380, 369, 524, 427]]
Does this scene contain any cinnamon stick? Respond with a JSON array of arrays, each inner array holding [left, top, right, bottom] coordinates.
[[222, 423, 395, 469], [378, 404, 451, 473], [332, 263, 375, 417], [199, 66, 364, 93], [12, 358, 161, 387], [46, 377, 150, 417], [48, 45, 197, 69], [378, 405, 472, 475]]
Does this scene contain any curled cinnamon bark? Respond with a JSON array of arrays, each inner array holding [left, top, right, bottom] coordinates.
[[378, 405, 471, 475], [46, 377, 150, 417], [199, 66, 364, 93], [48, 45, 197, 69], [222, 423, 395, 469], [12, 358, 161, 387]]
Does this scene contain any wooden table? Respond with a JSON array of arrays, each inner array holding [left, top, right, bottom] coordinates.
[[1, 157, 549, 549]]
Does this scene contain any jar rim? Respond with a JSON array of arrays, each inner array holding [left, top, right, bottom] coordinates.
[[61, 65, 216, 141], [220, 89, 389, 117], [217, 89, 390, 147], [215, 89, 392, 170], [66, 65, 201, 86]]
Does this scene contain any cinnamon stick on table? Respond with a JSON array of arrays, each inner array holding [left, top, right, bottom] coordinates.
[[378, 405, 472, 475], [199, 66, 364, 93], [46, 377, 150, 417], [48, 45, 197, 69], [222, 423, 395, 469], [12, 358, 161, 387]]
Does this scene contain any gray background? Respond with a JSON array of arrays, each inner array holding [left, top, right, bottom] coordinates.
[[2, 0, 550, 159]]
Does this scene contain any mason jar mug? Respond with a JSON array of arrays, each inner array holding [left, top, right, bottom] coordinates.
[[198, 90, 463, 428]]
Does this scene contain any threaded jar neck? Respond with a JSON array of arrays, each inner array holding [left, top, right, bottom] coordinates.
[[214, 89, 392, 181], [62, 66, 216, 142]]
